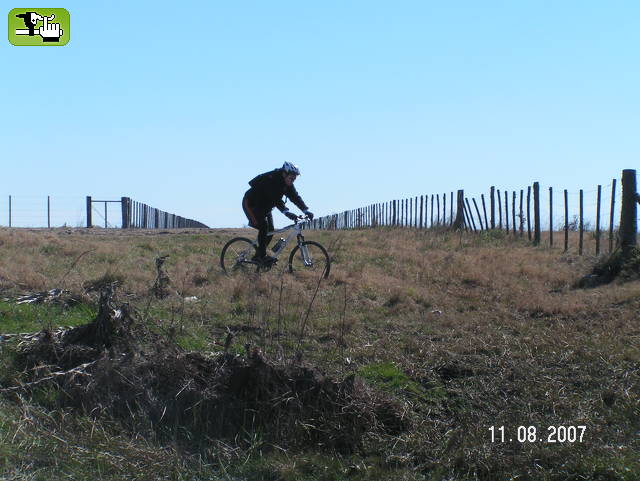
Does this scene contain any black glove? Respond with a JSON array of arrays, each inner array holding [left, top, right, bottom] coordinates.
[[284, 211, 298, 221], [304, 210, 314, 220]]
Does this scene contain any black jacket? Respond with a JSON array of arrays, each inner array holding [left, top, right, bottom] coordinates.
[[244, 169, 308, 212]]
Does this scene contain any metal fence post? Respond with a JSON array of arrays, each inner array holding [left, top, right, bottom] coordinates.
[[86, 196, 92, 228]]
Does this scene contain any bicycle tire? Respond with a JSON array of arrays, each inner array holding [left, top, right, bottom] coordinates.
[[220, 237, 257, 275], [288, 240, 331, 279]]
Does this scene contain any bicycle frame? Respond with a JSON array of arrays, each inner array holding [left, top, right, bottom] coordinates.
[[268, 222, 303, 249], [240, 221, 311, 265], [221, 216, 328, 275]]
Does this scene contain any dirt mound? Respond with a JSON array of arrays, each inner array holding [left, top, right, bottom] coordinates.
[[12, 288, 407, 453], [577, 247, 640, 288]]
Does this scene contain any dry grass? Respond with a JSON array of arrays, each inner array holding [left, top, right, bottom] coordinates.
[[0, 226, 638, 480]]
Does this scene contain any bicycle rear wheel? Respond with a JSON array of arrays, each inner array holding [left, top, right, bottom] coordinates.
[[220, 237, 258, 275], [288, 240, 330, 279]]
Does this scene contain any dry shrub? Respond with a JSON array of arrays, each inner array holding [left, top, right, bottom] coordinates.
[[12, 291, 408, 454]]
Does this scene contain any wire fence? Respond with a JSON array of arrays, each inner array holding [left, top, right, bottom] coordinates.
[[0, 195, 208, 229], [305, 170, 639, 256], [0, 195, 87, 228]]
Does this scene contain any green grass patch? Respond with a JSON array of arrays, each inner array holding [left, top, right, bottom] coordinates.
[[358, 361, 445, 402], [175, 329, 210, 351], [0, 300, 95, 334]]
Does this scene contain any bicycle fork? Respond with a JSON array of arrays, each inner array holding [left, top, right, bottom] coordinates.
[[298, 235, 313, 266]]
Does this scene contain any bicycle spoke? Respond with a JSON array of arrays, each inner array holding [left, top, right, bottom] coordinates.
[[220, 237, 257, 275], [288, 241, 330, 279]]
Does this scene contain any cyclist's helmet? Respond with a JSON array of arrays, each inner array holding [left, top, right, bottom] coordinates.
[[282, 162, 300, 176]]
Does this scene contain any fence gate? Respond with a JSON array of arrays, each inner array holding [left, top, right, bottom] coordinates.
[[86, 196, 121, 228]]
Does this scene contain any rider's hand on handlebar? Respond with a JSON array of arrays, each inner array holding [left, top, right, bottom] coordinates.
[[303, 210, 314, 221]]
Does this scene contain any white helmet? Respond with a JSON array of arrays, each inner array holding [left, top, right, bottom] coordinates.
[[282, 162, 300, 175]]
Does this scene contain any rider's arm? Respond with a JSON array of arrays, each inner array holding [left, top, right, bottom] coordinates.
[[285, 184, 309, 212], [275, 198, 287, 212]]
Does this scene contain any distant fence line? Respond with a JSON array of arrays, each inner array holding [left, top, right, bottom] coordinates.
[[305, 169, 639, 255], [1, 195, 84, 228], [87, 197, 208, 229], [0, 196, 208, 229]]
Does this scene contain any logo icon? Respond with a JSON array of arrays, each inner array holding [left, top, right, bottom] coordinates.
[[8, 8, 69, 45]]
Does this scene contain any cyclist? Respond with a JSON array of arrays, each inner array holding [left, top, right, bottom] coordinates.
[[242, 162, 314, 264]]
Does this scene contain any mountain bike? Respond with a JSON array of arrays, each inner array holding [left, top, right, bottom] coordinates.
[[220, 216, 331, 278]]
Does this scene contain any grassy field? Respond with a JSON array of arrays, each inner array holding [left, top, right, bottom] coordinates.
[[0, 226, 638, 480]]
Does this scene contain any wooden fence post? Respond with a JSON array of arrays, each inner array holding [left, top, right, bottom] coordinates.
[[405, 199, 409, 226], [453, 190, 465, 230], [519, 189, 524, 236], [527, 186, 532, 240], [404, 200, 407, 227], [620, 169, 637, 250], [481, 194, 488, 230], [424, 195, 428, 228], [609, 179, 617, 253], [504, 190, 509, 232], [579, 189, 584, 255], [564, 189, 569, 252], [47, 196, 51, 229], [411, 198, 414, 226], [465, 198, 477, 231], [392, 200, 397, 226], [596, 185, 602, 255], [430, 195, 434, 227], [472, 198, 483, 230], [450, 192, 454, 225], [533, 182, 540, 245], [121, 197, 129, 229], [86, 196, 92, 228], [549, 187, 553, 247], [490, 186, 495, 229], [512, 191, 516, 235], [497, 189, 503, 230], [443, 194, 447, 226]]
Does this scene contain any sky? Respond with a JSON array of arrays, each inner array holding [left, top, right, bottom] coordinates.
[[2, 1, 639, 228]]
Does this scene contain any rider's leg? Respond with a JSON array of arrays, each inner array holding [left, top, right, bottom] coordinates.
[[256, 221, 269, 257], [242, 197, 271, 258], [255, 212, 275, 259], [265, 211, 274, 251]]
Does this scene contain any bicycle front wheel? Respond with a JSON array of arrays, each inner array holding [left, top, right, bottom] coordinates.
[[220, 237, 257, 275], [288, 241, 331, 279]]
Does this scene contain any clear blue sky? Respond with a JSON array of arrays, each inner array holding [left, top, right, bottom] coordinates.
[[2, 1, 639, 228]]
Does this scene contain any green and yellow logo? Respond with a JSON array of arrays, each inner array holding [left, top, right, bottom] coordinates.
[[8, 8, 69, 45]]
